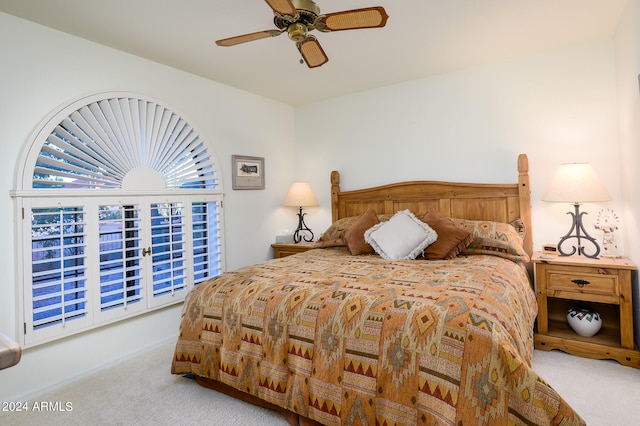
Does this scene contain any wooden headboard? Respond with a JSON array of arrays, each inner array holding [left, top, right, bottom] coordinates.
[[330, 153, 533, 259]]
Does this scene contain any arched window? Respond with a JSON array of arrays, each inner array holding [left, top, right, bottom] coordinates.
[[11, 92, 225, 347]]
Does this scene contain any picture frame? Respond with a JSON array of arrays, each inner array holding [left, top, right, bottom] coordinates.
[[231, 155, 265, 190]]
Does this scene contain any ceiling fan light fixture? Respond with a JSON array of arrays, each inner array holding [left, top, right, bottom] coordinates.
[[288, 22, 308, 42]]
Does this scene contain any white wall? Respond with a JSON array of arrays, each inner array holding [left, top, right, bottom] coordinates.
[[0, 13, 295, 401], [613, 0, 640, 346], [295, 40, 622, 256]]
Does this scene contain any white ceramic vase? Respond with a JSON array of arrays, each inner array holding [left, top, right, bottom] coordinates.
[[566, 306, 602, 337]]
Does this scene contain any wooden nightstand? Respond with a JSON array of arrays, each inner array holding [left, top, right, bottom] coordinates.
[[532, 251, 640, 368], [271, 242, 315, 258]]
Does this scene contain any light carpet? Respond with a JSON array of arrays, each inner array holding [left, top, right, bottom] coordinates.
[[1, 342, 639, 425]]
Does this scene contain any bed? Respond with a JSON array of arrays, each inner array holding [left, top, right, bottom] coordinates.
[[171, 154, 584, 425]]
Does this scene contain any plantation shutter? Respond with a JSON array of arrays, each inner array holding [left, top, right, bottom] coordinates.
[[192, 200, 223, 284], [27, 203, 90, 342], [33, 97, 218, 190], [98, 203, 144, 322], [149, 201, 187, 306], [14, 92, 225, 348]]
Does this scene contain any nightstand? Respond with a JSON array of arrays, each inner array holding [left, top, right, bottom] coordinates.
[[271, 242, 315, 258], [532, 252, 640, 368]]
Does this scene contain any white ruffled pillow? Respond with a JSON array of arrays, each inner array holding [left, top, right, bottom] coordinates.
[[364, 210, 437, 260]]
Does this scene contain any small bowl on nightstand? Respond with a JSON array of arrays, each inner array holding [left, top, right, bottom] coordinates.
[[567, 306, 602, 337]]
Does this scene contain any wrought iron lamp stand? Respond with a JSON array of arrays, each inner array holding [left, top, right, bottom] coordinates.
[[557, 203, 600, 259], [293, 206, 314, 243]]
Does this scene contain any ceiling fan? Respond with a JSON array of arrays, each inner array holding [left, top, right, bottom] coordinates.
[[215, 0, 389, 68]]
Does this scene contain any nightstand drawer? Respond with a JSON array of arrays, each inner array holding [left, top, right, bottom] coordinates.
[[547, 269, 618, 297]]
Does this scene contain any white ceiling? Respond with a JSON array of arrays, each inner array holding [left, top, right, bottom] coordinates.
[[0, 0, 628, 106]]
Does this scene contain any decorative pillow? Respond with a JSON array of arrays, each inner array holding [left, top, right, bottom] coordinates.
[[314, 216, 359, 248], [450, 218, 529, 263], [421, 208, 474, 260], [364, 210, 437, 260], [343, 208, 380, 255], [314, 213, 392, 248]]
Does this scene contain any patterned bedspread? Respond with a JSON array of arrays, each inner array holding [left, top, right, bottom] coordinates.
[[172, 248, 584, 425]]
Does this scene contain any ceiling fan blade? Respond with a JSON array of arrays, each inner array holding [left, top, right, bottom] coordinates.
[[216, 30, 283, 47], [318, 7, 389, 32], [264, 0, 297, 17], [297, 37, 328, 68]]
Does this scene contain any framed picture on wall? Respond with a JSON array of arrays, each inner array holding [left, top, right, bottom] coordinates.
[[232, 155, 265, 190]]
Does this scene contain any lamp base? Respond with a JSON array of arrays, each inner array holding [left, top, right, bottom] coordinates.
[[557, 203, 600, 259], [293, 207, 314, 243]]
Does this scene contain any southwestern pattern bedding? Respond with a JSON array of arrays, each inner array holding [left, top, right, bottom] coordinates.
[[172, 248, 584, 425]]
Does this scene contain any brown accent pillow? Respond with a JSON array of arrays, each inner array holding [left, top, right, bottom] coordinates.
[[421, 208, 474, 260], [343, 208, 380, 255]]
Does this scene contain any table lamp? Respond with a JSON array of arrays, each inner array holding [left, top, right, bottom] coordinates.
[[542, 162, 611, 258], [284, 182, 319, 243]]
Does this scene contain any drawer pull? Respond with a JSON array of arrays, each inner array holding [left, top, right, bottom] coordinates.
[[571, 279, 590, 287]]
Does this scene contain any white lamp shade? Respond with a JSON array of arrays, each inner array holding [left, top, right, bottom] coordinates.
[[542, 163, 612, 203], [283, 182, 319, 207]]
